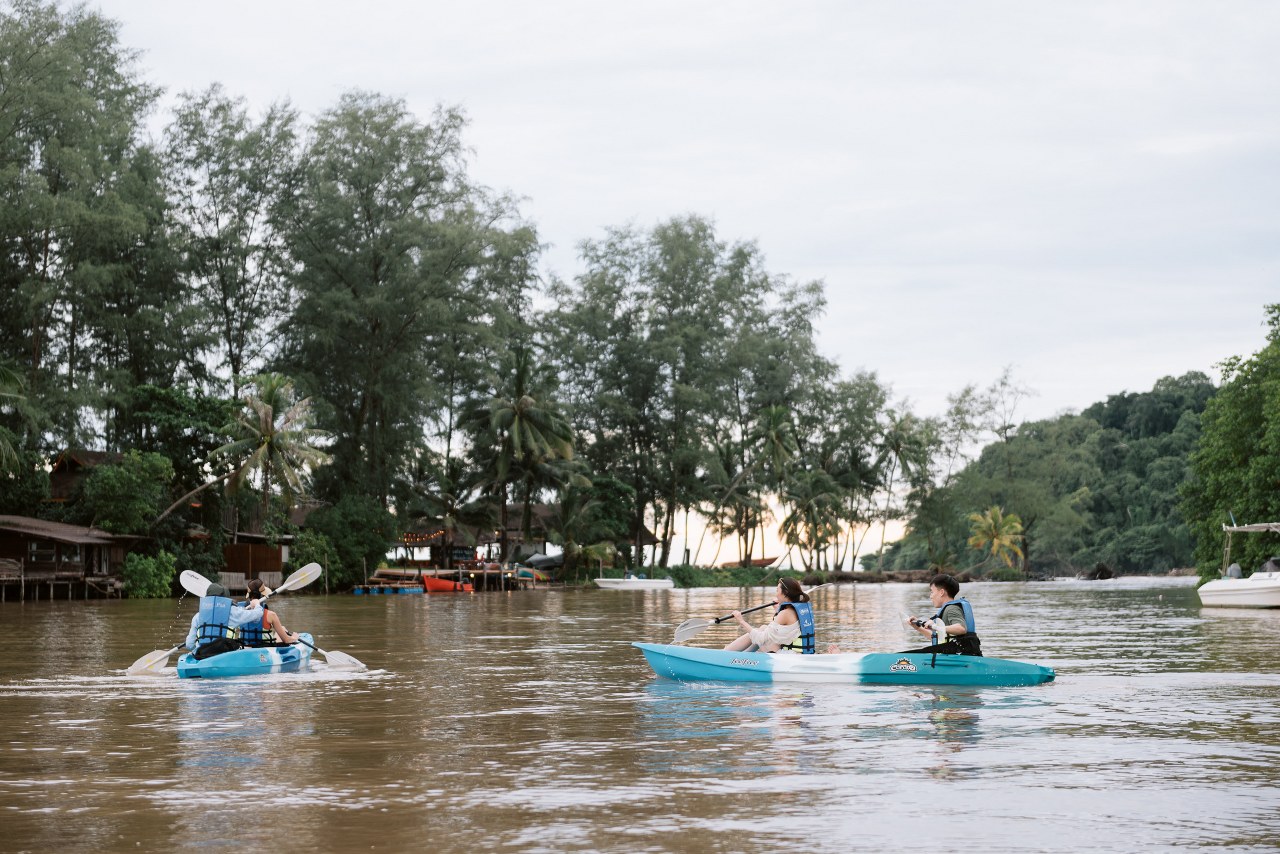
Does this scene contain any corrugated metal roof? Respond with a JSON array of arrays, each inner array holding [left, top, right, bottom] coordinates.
[[0, 515, 122, 545]]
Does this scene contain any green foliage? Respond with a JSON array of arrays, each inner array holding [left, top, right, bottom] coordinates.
[[165, 84, 298, 388], [661, 564, 803, 588], [122, 549, 177, 598], [546, 215, 871, 570], [985, 566, 1025, 582], [289, 529, 340, 582], [303, 495, 398, 587], [967, 506, 1024, 568], [212, 373, 330, 505], [885, 371, 1215, 576], [0, 1, 163, 449], [0, 442, 50, 514], [76, 451, 173, 533], [112, 385, 232, 493], [279, 92, 519, 508], [169, 538, 225, 585], [1182, 305, 1280, 580]]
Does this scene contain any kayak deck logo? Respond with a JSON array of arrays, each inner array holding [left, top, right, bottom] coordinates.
[[729, 658, 759, 666], [890, 657, 917, 673]]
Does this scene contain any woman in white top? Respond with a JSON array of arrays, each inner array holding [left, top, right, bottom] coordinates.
[[723, 577, 809, 653]]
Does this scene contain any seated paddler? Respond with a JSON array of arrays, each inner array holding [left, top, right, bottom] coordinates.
[[901, 573, 982, 656], [184, 582, 264, 654], [238, 578, 299, 646], [724, 577, 816, 654]]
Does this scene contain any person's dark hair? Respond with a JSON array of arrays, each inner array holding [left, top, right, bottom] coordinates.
[[778, 577, 809, 602], [929, 573, 959, 598], [246, 578, 265, 601]]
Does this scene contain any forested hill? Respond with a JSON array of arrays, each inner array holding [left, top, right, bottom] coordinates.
[[878, 372, 1216, 577]]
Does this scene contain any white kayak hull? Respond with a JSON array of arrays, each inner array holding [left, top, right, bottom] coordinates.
[[1198, 572, 1280, 608]]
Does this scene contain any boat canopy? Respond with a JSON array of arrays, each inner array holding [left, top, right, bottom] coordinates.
[[1222, 523, 1280, 534]]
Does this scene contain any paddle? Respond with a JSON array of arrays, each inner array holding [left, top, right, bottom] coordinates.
[[127, 564, 323, 675], [178, 563, 322, 599], [672, 582, 834, 643], [293, 636, 367, 671]]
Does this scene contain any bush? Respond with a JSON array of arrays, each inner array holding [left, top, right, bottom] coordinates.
[[304, 495, 398, 588], [985, 566, 1025, 582], [123, 550, 177, 598], [290, 529, 339, 586], [662, 564, 805, 588]]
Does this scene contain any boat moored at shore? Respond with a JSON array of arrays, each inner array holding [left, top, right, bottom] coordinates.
[[1198, 523, 1280, 608], [595, 575, 675, 590]]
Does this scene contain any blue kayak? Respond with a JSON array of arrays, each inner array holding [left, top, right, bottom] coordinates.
[[176, 633, 314, 679], [633, 642, 1054, 687]]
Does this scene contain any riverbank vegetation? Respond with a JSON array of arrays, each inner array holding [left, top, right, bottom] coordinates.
[[1, 3, 1277, 592]]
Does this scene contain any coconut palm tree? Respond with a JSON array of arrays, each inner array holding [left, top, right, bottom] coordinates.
[[466, 347, 575, 561], [874, 410, 931, 568], [0, 363, 24, 473], [967, 505, 1025, 570], [210, 373, 331, 510], [406, 452, 493, 569]]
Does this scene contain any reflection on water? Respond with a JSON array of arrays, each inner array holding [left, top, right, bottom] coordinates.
[[1, 577, 1280, 852]]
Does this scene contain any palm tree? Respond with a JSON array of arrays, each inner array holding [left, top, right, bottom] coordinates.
[[209, 374, 330, 523], [466, 347, 575, 561], [875, 410, 930, 569], [967, 505, 1025, 570], [406, 452, 493, 570], [0, 363, 24, 473], [779, 468, 842, 571]]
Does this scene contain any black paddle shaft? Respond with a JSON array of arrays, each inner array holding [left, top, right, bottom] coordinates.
[[713, 601, 777, 624]]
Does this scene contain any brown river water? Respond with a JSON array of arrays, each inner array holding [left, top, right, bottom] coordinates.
[[2, 576, 1279, 853]]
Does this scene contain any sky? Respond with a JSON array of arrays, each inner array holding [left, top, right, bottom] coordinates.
[[86, 1, 1280, 564], [91, 0, 1278, 424]]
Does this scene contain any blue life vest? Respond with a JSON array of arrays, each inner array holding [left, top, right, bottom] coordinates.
[[237, 601, 268, 645], [932, 598, 977, 632], [779, 601, 816, 654], [193, 595, 233, 649]]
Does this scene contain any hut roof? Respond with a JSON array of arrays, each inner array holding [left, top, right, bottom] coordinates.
[[0, 515, 124, 546]]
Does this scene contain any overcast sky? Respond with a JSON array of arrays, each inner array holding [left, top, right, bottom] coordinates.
[[94, 0, 1279, 426]]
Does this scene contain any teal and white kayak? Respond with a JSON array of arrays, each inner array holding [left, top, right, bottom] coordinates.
[[176, 633, 314, 679], [633, 642, 1054, 687]]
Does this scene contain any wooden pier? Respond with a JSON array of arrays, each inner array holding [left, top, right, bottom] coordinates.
[[352, 564, 538, 594]]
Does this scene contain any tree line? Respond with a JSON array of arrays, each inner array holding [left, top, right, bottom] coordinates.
[[2, 3, 1275, 592]]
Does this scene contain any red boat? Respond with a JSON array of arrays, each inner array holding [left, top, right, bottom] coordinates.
[[422, 576, 474, 593]]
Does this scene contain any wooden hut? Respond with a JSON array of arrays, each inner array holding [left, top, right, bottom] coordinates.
[[0, 515, 135, 600]]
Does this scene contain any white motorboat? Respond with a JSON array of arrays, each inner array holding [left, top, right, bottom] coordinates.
[[594, 574, 675, 590], [1198, 523, 1280, 608]]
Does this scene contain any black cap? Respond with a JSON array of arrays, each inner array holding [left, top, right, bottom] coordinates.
[[205, 583, 229, 597]]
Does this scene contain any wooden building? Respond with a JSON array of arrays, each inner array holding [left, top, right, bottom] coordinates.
[[0, 515, 136, 601]]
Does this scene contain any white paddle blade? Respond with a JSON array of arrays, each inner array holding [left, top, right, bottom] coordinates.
[[179, 570, 212, 597], [673, 618, 715, 644], [320, 649, 366, 671], [126, 646, 180, 675], [278, 562, 322, 592]]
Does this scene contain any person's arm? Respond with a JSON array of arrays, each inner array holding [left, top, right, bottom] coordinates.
[[266, 611, 298, 644], [228, 602, 264, 629], [185, 613, 198, 650]]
